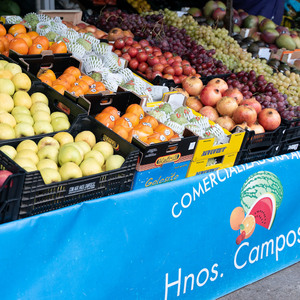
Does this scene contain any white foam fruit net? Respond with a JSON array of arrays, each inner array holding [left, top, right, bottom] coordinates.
[[93, 42, 110, 55], [37, 14, 52, 22], [65, 29, 80, 43], [67, 43, 86, 60], [83, 55, 104, 74], [102, 78, 119, 92], [5, 16, 23, 24], [81, 33, 100, 47], [36, 21, 52, 36], [50, 21, 68, 36], [118, 68, 135, 83], [102, 53, 123, 72]]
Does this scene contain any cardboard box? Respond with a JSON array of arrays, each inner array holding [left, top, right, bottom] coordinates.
[[186, 152, 238, 177], [38, 10, 83, 24]]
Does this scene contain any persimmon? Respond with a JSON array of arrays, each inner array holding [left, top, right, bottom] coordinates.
[[63, 66, 81, 79], [114, 116, 133, 131], [95, 112, 115, 128], [9, 38, 28, 55], [90, 81, 106, 92], [146, 137, 163, 144], [147, 132, 168, 143], [8, 24, 26, 36], [33, 36, 49, 50], [2, 50, 9, 57], [134, 122, 153, 135], [43, 69, 56, 82], [49, 41, 67, 54], [52, 84, 66, 95], [141, 115, 159, 130], [73, 80, 89, 94], [52, 78, 71, 90], [0, 41, 5, 53], [102, 106, 120, 121], [68, 85, 84, 97], [0, 36, 9, 51], [122, 112, 140, 127], [112, 124, 129, 140], [126, 103, 145, 120], [38, 74, 53, 86], [155, 124, 174, 140], [59, 73, 76, 86], [78, 75, 95, 86], [0, 24, 6, 36], [15, 33, 32, 48], [28, 43, 44, 55], [4, 34, 14, 43], [27, 31, 39, 41]]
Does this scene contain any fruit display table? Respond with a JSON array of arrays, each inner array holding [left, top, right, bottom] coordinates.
[[0, 151, 299, 299]]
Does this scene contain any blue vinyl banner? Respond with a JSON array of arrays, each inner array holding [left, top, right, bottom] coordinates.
[[0, 151, 299, 299]]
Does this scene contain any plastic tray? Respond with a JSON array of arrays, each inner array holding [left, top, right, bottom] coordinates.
[[0, 115, 139, 219], [281, 117, 300, 143], [0, 151, 25, 224], [278, 139, 300, 155]]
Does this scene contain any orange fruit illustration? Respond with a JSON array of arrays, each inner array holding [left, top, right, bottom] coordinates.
[[240, 215, 256, 239], [230, 207, 245, 231]]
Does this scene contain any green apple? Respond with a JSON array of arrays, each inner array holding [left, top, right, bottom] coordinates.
[[0, 111, 16, 128], [80, 158, 102, 176], [105, 154, 125, 171], [14, 122, 34, 138], [0, 123, 15, 139], [11, 106, 31, 116], [37, 137, 60, 150], [84, 150, 105, 168], [58, 145, 83, 166], [30, 102, 51, 115], [16, 139, 38, 153], [37, 159, 58, 171], [93, 141, 114, 161], [14, 157, 37, 171], [13, 90, 32, 109], [40, 168, 61, 184], [50, 111, 68, 121], [33, 121, 53, 135], [15, 149, 39, 165], [0, 70, 13, 79], [53, 132, 74, 146], [32, 111, 51, 123], [12, 73, 31, 92], [0, 78, 15, 95], [0, 60, 8, 69], [59, 162, 82, 181], [14, 113, 34, 125], [66, 142, 84, 159], [75, 141, 91, 156], [51, 117, 70, 132], [0, 93, 14, 112], [0, 145, 17, 159], [4, 63, 22, 76], [31, 92, 49, 105], [75, 130, 96, 148], [37, 145, 59, 163]]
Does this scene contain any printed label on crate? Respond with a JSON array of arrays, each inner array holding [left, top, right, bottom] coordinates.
[[103, 134, 119, 151], [155, 153, 181, 166], [201, 147, 227, 156], [67, 179, 99, 195], [287, 144, 299, 151]]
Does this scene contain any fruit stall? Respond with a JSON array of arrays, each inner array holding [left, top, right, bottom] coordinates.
[[0, 1, 299, 299]]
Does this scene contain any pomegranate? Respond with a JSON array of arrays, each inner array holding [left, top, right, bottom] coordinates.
[[182, 75, 203, 96], [240, 98, 262, 114], [174, 88, 189, 98], [249, 123, 265, 134], [216, 96, 238, 117], [200, 86, 222, 107], [206, 78, 228, 94], [199, 106, 219, 122], [185, 96, 203, 112], [215, 116, 236, 131], [223, 88, 244, 104], [107, 28, 124, 41], [233, 122, 250, 131], [232, 104, 257, 126], [258, 108, 281, 131]]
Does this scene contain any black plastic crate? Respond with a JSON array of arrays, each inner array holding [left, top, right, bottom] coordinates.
[[278, 139, 300, 155], [235, 144, 280, 165], [0, 115, 139, 219], [0, 152, 25, 223], [281, 118, 300, 143]]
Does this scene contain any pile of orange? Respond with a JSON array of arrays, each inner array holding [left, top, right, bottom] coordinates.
[[0, 23, 68, 56], [95, 103, 177, 144], [37, 66, 106, 96]]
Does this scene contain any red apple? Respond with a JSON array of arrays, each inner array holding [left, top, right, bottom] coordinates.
[[159, 56, 167, 65], [152, 63, 164, 73], [183, 65, 193, 76], [114, 38, 125, 49], [129, 58, 139, 70], [132, 43, 142, 49], [174, 65, 183, 76], [138, 62, 148, 73], [114, 50, 122, 57], [152, 71, 163, 80], [128, 47, 138, 58], [136, 52, 148, 63], [144, 46, 153, 54], [164, 52, 173, 59], [121, 46, 131, 54], [121, 53, 131, 62], [163, 66, 175, 76], [172, 61, 182, 67], [124, 37, 134, 46], [173, 76, 181, 84], [153, 50, 162, 57], [173, 55, 182, 62], [147, 56, 160, 67], [139, 39, 149, 48], [166, 57, 175, 66]]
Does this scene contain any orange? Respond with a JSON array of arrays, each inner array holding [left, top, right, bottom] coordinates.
[[155, 124, 174, 140], [64, 66, 81, 79], [114, 116, 133, 131], [9, 38, 28, 55], [95, 112, 115, 128], [8, 24, 26, 37], [52, 84, 66, 95], [49, 41, 67, 54], [0, 24, 6, 36], [38, 74, 53, 86], [33, 36, 49, 50], [27, 31, 39, 41], [122, 112, 139, 127], [52, 78, 71, 90], [68, 85, 84, 97], [73, 80, 89, 94], [59, 73, 76, 86], [0, 36, 9, 51], [112, 124, 129, 140], [141, 115, 158, 130], [102, 106, 120, 121], [126, 103, 145, 120], [28, 43, 44, 55], [15, 33, 32, 48], [79, 75, 95, 86]]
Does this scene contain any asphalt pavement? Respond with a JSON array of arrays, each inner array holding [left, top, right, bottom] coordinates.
[[218, 262, 300, 300]]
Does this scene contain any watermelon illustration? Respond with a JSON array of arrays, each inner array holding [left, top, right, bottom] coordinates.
[[240, 171, 283, 230]]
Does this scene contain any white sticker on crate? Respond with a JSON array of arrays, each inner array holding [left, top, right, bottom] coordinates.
[[288, 144, 299, 151]]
